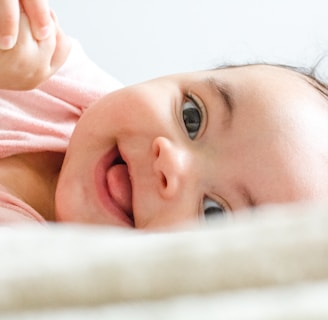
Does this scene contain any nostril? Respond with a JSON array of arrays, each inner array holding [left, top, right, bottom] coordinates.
[[161, 172, 167, 188], [154, 144, 160, 158], [152, 137, 165, 159]]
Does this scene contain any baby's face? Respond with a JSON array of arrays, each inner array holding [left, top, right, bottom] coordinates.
[[55, 65, 328, 229]]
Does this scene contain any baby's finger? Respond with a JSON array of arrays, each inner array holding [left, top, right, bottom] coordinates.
[[0, 0, 20, 49], [21, 0, 51, 40]]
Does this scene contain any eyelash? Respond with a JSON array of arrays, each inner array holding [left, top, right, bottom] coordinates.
[[186, 93, 198, 106]]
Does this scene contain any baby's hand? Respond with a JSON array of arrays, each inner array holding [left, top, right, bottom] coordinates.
[[0, 0, 52, 50], [0, 8, 71, 90]]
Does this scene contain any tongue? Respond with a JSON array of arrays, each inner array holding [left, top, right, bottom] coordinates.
[[106, 164, 132, 215]]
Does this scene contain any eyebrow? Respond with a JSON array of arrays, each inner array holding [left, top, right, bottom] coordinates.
[[207, 77, 234, 121], [239, 185, 256, 207]]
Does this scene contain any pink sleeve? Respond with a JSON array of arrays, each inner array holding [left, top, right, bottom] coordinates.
[[0, 39, 123, 159], [0, 39, 123, 224]]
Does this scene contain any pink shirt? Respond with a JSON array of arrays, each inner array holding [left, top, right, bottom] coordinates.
[[0, 40, 122, 224]]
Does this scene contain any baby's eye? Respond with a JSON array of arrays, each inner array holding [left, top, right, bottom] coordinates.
[[182, 97, 202, 140], [203, 197, 226, 220]]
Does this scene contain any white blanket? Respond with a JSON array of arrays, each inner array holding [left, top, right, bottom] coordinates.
[[1, 201, 328, 319]]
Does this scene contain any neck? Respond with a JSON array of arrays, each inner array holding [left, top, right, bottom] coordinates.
[[0, 152, 65, 221]]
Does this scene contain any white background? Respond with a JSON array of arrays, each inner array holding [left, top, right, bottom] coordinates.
[[49, 0, 328, 85]]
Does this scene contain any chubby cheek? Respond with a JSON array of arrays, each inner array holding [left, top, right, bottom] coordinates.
[[54, 164, 82, 222], [132, 180, 199, 229], [54, 180, 74, 222], [54, 151, 95, 223], [133, 199, 198, 230], [106, 86, 172, 133]]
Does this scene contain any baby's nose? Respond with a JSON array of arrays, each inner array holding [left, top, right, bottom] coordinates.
[[152, 137, 190, 200]]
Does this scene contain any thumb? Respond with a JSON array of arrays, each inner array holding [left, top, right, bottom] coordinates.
[[49, 9, 72, 74]]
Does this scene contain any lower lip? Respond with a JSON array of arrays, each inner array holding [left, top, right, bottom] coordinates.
[[95, 146, 133, 227]]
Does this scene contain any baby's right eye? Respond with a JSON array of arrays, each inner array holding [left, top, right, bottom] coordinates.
[[182, 96, 203, 140]]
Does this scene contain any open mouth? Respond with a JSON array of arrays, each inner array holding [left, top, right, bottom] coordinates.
[[97, 146, 134, 226]]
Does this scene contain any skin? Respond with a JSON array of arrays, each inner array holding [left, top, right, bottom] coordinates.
[[52, 65, 328, 229]]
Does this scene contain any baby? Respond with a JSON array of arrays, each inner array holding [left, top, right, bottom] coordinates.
[[0, 0, 328, 229]]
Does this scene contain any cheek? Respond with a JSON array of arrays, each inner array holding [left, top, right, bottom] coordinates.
[[55, 176, 75, 222], [94, 94, 147, 135], [54, 156, 82, 222], [133, 194, 198, 229]]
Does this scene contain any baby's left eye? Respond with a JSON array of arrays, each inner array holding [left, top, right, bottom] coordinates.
[[203, 197, 226, 220], [182, 97, 202, 140]]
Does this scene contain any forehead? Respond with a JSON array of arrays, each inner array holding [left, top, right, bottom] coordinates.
[[202, 64, 326, 107], [151, 65, 318, 102], [140, 64, 326, 112], [209, 64, 309, 91]]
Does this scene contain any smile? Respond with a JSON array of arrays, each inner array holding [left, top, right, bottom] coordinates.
[[96, 146, 134, 227]]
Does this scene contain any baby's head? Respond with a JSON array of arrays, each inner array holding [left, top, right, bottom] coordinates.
[[55, 64, 328, 229]]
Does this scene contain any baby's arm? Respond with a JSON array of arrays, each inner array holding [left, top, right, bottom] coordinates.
[[0, 1, 71, 90], [0, 0, 52, 49]]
